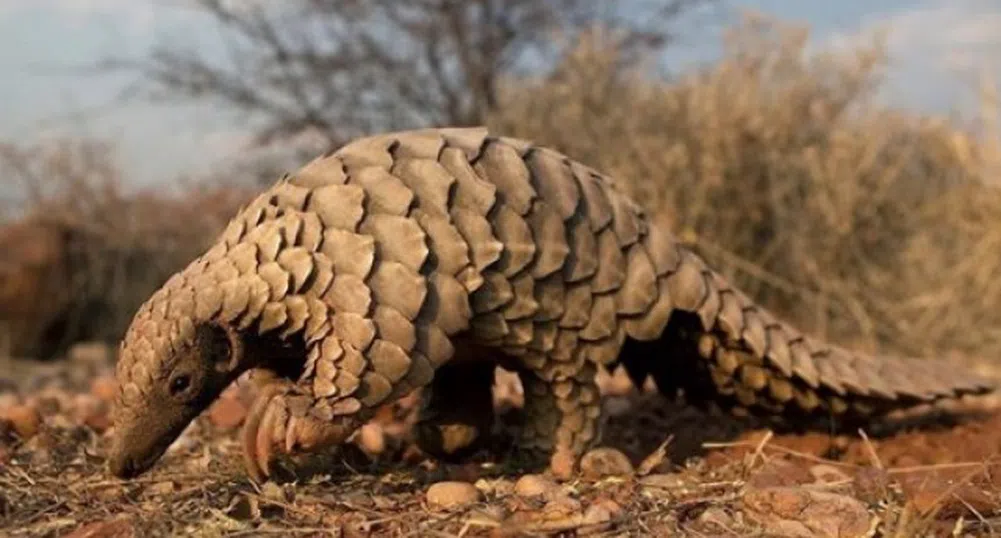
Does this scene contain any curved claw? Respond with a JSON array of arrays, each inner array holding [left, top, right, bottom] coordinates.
[[242, 382, 365, 483], [285, 416, 302, 454], [242, 381, 292, 483], [255, 397, 290, 479]]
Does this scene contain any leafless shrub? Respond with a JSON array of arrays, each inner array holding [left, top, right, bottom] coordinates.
[[104, 0, 716, 160], [490, 13, 1001, 360], [0, 139, 253, 359], [8, 11, 1001, 368]]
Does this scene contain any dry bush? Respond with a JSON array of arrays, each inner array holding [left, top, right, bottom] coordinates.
[[489, 13, 1001, 361], [0, 139, 253, 359], [8, 12, 1001, 369]]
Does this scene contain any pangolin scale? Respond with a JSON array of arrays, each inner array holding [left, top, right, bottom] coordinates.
[[107, 127, 996, 482]]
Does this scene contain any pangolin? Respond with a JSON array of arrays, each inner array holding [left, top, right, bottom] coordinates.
[[106, 127, 996, 482]]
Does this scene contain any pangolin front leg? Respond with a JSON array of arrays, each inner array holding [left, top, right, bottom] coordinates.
[[241, 335, 385, 483], [242, 376, 297, 482], [241, 375, 362, 483]]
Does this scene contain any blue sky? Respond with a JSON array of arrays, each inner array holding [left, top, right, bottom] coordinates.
[[1, 0, 999, 189]]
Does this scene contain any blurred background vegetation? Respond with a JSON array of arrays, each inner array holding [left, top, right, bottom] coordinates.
[[3, 1, 1001, 369]]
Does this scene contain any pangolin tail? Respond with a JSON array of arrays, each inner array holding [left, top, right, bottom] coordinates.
[[612, 233, 995, 430]]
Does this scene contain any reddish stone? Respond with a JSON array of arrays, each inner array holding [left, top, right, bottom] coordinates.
[[0, 404, 41, 440], [208, 396, 247, 430], [90, 376, 118, 403], [747, 459, 814, 489]]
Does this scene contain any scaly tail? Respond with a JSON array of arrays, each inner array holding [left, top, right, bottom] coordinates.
[[612, 219, 995, 429]]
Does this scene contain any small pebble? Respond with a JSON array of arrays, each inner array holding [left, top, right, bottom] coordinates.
[[1, 404, 41, 440], [91, 376, 118, 403], [742, 486, 872, 538], [541, 495, 582, 517], [426, 481, 483, 510], [748, 459, 813, 488], [809, 464, 852, 484], [68, 341, 113, 365], [72, 394, 111, 433], [580, 447, 634, 479], [474, 478, 513, 497], [208, 396, 247, 430], [72, 393, 99, 418], [514, 474, 557, 499], [357, 423, 385, 455], [697, 507, 736, 530], [582, 498, 621, 526], [0, 393, 20, 410], [148, 482, 177, 496], [84, 409, 112, 433]]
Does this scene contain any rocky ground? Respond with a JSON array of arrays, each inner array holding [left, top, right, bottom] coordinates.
[[3, 344, 1001, 537]]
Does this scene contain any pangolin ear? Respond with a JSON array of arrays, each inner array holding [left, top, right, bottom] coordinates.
[[195, 323, 243, 374]]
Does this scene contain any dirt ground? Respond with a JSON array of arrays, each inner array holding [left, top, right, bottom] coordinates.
[[3, 345, 1001, 537]]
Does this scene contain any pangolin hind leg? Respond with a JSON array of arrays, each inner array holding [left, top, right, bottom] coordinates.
[[413, 356, 497, 462], [513, 362, 604, 479], [627, 312, 747, 413], [617, 310, 829, 425]]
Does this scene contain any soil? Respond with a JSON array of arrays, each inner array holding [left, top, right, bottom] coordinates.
[[3, 346, 1001, 537]]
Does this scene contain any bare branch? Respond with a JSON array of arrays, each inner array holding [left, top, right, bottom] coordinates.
[[100, 0, 718, 153]]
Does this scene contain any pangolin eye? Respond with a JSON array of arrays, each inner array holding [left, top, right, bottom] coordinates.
[[169, 374, 192, 395]]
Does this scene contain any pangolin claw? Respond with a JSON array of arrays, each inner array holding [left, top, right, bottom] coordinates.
[[241, 379, 358, 483], [242, 381, 296, 483]]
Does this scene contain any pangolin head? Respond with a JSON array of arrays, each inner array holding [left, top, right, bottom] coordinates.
[[107, 295, 245, 479]]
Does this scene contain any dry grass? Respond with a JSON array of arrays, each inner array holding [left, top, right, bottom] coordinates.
[[5, 354, 1001, 537], [490, 14, 1001, 365], [0, 139, 254, 359]]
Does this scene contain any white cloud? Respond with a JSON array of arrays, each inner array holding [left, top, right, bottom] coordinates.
[[0, 0, 266, 19], [877, 1, 1001, 73], [822, 1, 1001, 67], [817, 0, 1001, 114], [0, 0, 163, 34], [1, 0, 143, 15]]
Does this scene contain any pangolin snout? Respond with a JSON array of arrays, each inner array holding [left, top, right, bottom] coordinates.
[[106, 412, 186, 480], [108, 453, 142, 479], [107, 431, 162, 479]]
